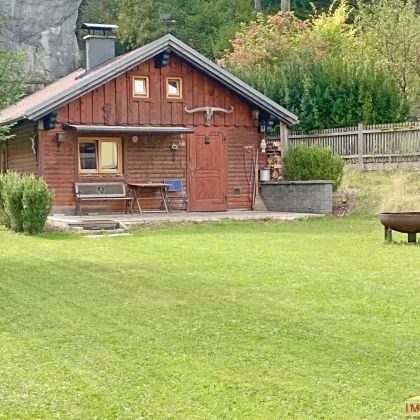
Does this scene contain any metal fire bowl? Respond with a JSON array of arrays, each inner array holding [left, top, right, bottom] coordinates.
[[379, 212, 420, 234]]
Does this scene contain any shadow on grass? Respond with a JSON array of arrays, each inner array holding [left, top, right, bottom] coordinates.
[[384, 240, 420, 246], [127, 218, 307, 237]]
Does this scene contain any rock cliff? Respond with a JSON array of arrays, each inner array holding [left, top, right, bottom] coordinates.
[[0, 0, 83, 87]]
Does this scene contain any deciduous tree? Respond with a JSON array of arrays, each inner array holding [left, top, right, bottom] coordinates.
[[356, 0, 420, 116], [222, 1, 409, 130], [0, 49, 28, 142]]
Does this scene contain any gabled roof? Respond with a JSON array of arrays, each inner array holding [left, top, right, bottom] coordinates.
[[0, 34, 298, 126]]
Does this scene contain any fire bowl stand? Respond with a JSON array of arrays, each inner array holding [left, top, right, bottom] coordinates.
[[384, 226, 418, 243]]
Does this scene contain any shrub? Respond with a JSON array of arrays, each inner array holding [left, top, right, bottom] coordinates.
[[283, 145, 344, 191], [2, 171, 24, 232], [0, 172, 54, 234], [0, 173, 9, 227], [22, 175, 54, 234]]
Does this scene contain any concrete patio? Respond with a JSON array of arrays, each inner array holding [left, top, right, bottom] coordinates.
[[48, 210, 323, 231]]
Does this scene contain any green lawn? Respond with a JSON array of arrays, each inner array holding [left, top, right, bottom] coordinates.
[[1, 218, 419, 419]]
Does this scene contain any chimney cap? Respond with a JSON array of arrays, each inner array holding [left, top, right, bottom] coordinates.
[[82, 23, 118, 32]]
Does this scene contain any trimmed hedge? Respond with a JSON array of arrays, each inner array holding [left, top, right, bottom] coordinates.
[[0, 172, 54, 234], [283, 145, 344, 191]]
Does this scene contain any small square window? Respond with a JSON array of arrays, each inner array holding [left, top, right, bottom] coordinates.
[[132, 76, 149, 98], [166, 77, 182, 99]]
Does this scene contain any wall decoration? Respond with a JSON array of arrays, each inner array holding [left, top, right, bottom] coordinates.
[[140, 135, 161, 149], [184, 106, 234, 126], [103, 103, 113, 122], [30, 129, 39, 165]]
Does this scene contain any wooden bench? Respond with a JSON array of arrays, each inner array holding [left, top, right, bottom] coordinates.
[[74, 183, 133, 216]]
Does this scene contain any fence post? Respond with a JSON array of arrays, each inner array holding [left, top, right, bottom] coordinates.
[[357, 123, 364, 169], [280, 122, 289, 177], [280, 122, 289, 154]]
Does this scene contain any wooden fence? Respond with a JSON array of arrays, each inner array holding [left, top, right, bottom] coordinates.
[[285, 122, 420, 169]]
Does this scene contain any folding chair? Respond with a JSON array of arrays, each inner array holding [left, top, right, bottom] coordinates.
[[163, 179, 188, 212]]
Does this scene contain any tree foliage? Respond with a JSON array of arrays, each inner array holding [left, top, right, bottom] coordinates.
[[81, 0, 257, 60], [80, 0, 339, 59], [0, 15, 29, 142], [0, 51, 28, 141], [221, 1, 410, 130], [80, 0, 419, 129], [356, 0, 420, 115]]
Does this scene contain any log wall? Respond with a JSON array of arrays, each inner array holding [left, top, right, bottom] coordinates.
[[40, 126, 265, 211], [38, 54, 266, 212], [6, 124, 38, 175]]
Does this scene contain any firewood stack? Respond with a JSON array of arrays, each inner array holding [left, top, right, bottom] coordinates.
[[266, 140, 282, 180]]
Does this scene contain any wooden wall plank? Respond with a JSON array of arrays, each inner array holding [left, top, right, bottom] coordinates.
[[128, 101, 139, 125], [203, 78, 213, 108], [104, 79, 117, 125], [243, 103, 253, 127], [213, 85, 225, 126], [160, 60, 172, 125], [139, 102, 151, 125], [172, 103, 183, 125], [150, 67, 161, 125], [171, 56, 182, 73], [234, 96, 246, 127], [80, 92, 93, 124], [225, 91, 235, 126], [68, 98, 81, 124], [57, 104, 69, 124], [161, 101, 172, 125], [193, 70, 204, 126], [138, 61, 149, 73], [116, 74, 128, 124], [92, 85, 105, 124], [183, 64, 194, 126]]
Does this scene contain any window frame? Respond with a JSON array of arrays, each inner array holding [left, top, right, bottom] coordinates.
[[78, 137, 123, 175], [132, 76, 150, 99], [166, 77, 183, 100]]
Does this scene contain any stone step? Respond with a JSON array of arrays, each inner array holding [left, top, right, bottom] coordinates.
[[85, 232, 133, 238], [70, 220, 123, 231]]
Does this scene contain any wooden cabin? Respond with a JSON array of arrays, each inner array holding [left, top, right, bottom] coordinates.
[[0, 27, 298, 214]]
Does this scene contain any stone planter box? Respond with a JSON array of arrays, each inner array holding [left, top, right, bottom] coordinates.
[[260, 180, 333, 214]]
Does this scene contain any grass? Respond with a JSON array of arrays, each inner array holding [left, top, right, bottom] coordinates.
[[342, 169, 420, 215], [1, 218, 420, 419]]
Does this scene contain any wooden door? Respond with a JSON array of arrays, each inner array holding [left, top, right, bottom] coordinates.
[[188, 133, 228, 212]]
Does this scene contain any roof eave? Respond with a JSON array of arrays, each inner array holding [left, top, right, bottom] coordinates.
[[0, 116, 26, 126]]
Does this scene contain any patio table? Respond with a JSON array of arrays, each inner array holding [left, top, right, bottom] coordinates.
[[127, 183, 169, 214]]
